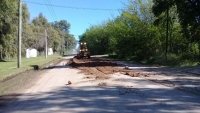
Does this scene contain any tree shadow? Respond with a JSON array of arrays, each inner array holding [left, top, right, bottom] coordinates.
[[0, 83, 200, 113], [30, 65, 39, 70], [44, 65, 72, 69], [118, 61, 200, 96], [0, 94, 22, 107], [62, 54, 77, 57], [0, 60, 15, 62], [0, 59, 6, 62]]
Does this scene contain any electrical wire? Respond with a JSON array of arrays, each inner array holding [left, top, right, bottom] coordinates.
[[44, 0, 56, 21], [23, 1, 124, 11], [45, 0, 58, 21], [47, 0, 58, 20]]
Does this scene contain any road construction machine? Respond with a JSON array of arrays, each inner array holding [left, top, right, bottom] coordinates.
[[77, 42, 90, 58]]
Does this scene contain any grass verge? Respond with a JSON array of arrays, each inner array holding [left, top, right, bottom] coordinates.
[[105, 54, 199, 67], [0, 55, 62, 81]]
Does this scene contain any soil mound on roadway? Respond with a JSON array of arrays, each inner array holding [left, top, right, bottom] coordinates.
[[67, 57, 149, 79], [67, 57, 120, 79], [67, 57, 200, 96]]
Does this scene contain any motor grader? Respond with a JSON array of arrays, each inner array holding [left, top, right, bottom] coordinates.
[[76, 42, 90, 58]]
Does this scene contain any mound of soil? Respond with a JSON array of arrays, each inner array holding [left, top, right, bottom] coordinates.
[[67, 57, 120, 79], [67, 57, 149, 79]]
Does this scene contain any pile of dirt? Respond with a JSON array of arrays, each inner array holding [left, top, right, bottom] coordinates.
[[67, 57, 149, 79], [67, 57, 120, 79]]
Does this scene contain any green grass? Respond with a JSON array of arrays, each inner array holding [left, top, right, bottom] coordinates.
[[0, 55, 62, 81], [106, 54, 199, 67]]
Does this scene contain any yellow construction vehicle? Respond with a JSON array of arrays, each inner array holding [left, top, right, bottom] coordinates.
[[77, 42, 90, 58]]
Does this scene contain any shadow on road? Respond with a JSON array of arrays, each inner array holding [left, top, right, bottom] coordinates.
[[1, 82, 200, 113], [45, 65, 72, 69], [62, 54, 77, 57], [118, 62, 200, 96], [118, 61, 200, 76]]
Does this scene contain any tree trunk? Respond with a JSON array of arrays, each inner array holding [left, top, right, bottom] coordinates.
[[0, 50, 2, 61]]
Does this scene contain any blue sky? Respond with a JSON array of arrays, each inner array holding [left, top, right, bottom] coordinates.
[[23, 0, 128, 40]]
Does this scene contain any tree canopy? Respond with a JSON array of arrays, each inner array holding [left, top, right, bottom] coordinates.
[[0, 1, 76, 60], [79, 0, 200, 66], [153, 0, 200, 42]]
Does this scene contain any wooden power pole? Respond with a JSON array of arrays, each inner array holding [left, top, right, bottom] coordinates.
[[67, 38, 68, 55], [45, 29, 48, 58], [166, 7, 169, 60], [18, 0, 22, 68]]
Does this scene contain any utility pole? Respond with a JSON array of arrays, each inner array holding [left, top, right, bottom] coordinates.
[[67, 38, 68, 55], [18, 0, 22, 68], [62, 33, 64, 56], [166, 7, 169, 60], [45, 29, 48, 58], [199, 41, 200, 63]]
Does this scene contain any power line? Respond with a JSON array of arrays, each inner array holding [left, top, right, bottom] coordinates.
[[23, 1, 123, 11], [44, 0, 56, 21], [47, 0, 58, 20], [45, 0, 58, 20]]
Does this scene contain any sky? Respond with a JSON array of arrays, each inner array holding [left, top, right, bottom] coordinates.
[[23, 0, 129, 40]]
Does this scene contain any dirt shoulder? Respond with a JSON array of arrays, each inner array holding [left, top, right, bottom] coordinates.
[[0, 58, 62, 107], [0, 70, 44, 107]]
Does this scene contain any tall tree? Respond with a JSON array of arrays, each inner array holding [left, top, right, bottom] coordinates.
[[32, 13, 50, 27], [0, 0, 18, 59], [52, 20, 76, 52], [52, 20, 70, 32], [153, 0, 200, 42]]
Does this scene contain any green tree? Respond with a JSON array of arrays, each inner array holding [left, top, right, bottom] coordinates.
[[32, 13, 50, 27], [52, 20, 76, 53], [0, 0, 18, 60], [153, 0, 200, 42]]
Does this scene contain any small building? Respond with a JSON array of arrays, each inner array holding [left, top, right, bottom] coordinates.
[[48, 48, 53, 55], [26, 48, 37, 58]]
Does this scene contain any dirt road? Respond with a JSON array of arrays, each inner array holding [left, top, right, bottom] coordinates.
[[0, 55, 200, 113]]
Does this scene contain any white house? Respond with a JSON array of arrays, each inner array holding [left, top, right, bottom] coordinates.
[[26, 48, 37, 58], [48, 48, 53, 55]]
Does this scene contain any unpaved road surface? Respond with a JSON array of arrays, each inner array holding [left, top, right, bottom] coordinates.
[[0, 56, 200, 113]]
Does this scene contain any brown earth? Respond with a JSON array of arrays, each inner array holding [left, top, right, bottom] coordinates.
[[67, 57, 200, 96], [67, 57, 150, 79]]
